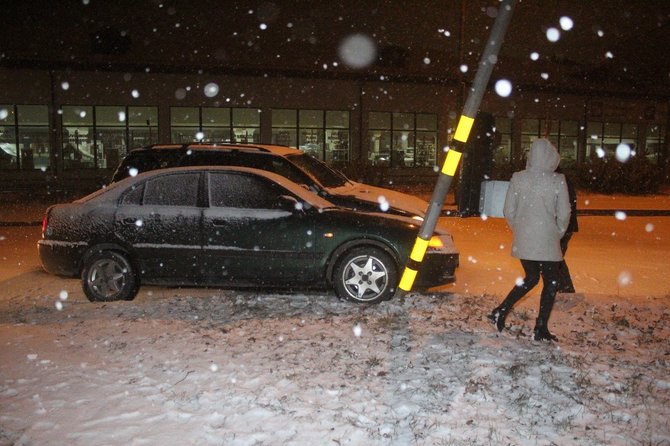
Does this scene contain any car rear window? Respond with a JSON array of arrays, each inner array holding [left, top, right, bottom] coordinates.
[[111, 150, 183, 182]]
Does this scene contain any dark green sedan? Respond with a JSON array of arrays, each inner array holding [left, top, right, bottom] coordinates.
[[39, 166, 458, 304]]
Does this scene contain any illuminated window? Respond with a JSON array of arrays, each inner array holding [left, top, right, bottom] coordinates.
[[62, 105, 157, 170], [521, 118, 579, 165], [586, 121, 638, 162], [645, 124, 665, 164], [368, 112, 437, 167], [170, 107, 260, 144], [0, 104, 50, 171], [493, 116, 512, 165], [271, 109, 350, 163]]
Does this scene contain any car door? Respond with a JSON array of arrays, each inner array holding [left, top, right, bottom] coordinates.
[[114, 172, 203, 283], [200, 171, 320, 286]]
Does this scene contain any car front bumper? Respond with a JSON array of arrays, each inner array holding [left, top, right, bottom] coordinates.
[[414, 252, 459, 287]]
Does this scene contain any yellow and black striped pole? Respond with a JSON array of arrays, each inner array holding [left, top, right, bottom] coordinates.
[[399, 0, 515, 292]]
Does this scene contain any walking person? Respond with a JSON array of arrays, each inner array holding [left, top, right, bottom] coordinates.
[[488, 139, 572, 341]]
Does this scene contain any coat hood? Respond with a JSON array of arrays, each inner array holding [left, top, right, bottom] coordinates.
[[526, 138, 560, 173]]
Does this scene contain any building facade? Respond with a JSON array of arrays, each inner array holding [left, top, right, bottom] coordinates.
[[1, 67, 668, 193]]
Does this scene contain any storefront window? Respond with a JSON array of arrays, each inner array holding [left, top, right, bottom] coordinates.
[[326, 110, 350, 163], [62, 106, 95, 169], [493, 116, 512, 166], [587, 121, 639, 161], [128, 106, 158, 149], [95, 106, 125, 169], [645, 125, 665, 163], [298, 110, 324, 158], [0, 105, 18, 169], [271, 109, 350, 162], [414, 113, 436, 167], [522, 118, 579, 165], [368, 112, 436, 167], [558, 120, 579, 165], [368, 112, 391, 166], [61, 105, 157, 170], [171, 107, 200, 143], [202, 108, 232, 142], [171, 107, 259, 143], [14, 105, 50, 171], [233, 108, 260, 143], [271, 109, 298, 148], [0, 105, 51, 171]]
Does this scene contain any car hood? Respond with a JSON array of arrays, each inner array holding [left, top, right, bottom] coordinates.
[[326, 181, 429, 217]]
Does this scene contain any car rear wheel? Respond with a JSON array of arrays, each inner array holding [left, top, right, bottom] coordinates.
[[82, 250, 139, 302], [333, 247, 398, 304]]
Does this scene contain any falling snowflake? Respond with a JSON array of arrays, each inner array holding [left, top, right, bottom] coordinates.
[[615, 143, 631, 162], [559, 17, 574, 31], [338, 34, 377, 69], [495, 79, 512, 97], [618, 271, 632, 286], [377, 195, 390, 212], [204, 83, 219, 98], [546, 27, 560, 42]]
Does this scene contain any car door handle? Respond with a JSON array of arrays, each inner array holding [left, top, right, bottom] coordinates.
[[212, 219, 227, 227], [120, 217, 138, 226]]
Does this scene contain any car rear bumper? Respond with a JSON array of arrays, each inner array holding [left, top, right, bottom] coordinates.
[[38, 240, 87, 277]]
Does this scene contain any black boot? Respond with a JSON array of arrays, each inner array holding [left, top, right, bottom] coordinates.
[[533, 325, 558, 342], [487, 307, 507, 332], [534, 276, 558, 341]]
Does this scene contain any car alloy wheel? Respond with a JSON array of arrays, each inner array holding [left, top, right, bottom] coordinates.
[[82, 250, 139, 302], [334, 247, 398, 304]]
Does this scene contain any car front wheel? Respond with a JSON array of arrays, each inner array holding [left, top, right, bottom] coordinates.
[[333, 247, 398, 304], [81, 250, 139, 302]]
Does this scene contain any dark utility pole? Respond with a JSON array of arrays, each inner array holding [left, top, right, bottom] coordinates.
[[399, 0, 516, 292]]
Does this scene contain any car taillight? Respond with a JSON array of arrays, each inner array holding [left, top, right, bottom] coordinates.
[[41, 212, 48, 238]]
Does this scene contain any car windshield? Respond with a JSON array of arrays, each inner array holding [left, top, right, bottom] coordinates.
[[286, 154, 350, 188]]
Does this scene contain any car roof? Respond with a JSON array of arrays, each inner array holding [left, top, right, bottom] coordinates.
[[130, 143, 303, 157]]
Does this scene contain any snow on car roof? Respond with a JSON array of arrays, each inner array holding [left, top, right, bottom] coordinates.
[[131, 143, 303, 157]]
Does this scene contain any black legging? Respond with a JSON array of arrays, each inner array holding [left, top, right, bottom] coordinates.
[[500, 259, 560, 327]]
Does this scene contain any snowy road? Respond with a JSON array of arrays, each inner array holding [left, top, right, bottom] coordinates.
[[1, 212, 669, 446]]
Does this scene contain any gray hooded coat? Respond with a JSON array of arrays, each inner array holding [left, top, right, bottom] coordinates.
[[503, 139, 572, 262]]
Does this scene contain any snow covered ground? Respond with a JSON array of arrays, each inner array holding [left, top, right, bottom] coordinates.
[[1, 191, 669, 445]]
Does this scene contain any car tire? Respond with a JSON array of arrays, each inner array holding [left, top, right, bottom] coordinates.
[[333, 246, 398, 304], [81, 250, 139, 302]]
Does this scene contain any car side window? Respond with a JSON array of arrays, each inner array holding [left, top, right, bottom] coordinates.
[[144, 173, 200, 206], [121, 183, 145, 205], [209, 172, 284, 209]]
